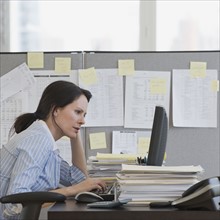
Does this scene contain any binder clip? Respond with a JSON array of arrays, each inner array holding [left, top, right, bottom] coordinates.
[[137, 156, 147, 165]]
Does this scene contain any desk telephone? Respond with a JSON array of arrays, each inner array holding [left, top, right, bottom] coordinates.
[[151, 176, 220, 211]]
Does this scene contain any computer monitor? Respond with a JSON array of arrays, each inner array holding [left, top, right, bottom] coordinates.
[[146, 106, 168, 166]]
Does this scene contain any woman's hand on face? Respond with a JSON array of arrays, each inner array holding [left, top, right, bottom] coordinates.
[[70, 178, 107, 195]]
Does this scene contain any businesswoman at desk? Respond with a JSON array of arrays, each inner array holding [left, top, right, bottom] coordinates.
[[0, 80, 106, 220]]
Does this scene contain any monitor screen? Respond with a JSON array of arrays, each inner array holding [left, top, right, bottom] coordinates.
[[146, 106, 168, 166]]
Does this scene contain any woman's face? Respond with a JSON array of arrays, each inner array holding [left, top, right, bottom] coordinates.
[[53, 95, 88, 139]]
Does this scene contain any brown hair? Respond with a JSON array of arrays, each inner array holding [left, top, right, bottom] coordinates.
[[11, 80, 92, 134]]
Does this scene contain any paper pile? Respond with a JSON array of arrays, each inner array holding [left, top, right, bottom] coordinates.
[[117, 164, 204, 204], [87, 153, 137, 185]]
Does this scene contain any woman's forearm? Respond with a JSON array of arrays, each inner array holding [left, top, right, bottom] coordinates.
[[70, 131, 88, 177]]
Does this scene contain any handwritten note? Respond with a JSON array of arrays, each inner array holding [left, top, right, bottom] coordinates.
[[27, 52, 44, 68], [118, 59, 135, 76], [55, 57, 71, 73], [211, 80, 219, 92], [89, 132, 107, 149], [137, 137, 150, 154], [79, 67, 97, 85], [190, 61, 207, 78], [150, 78, 167, 94]]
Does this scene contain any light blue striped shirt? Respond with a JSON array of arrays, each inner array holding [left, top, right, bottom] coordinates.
[[0, 120, 86, 220]]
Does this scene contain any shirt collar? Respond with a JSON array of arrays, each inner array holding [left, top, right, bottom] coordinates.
[[37, 120, 59, 151]]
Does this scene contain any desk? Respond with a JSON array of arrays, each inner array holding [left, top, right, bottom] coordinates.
[[48, 199, 220, 220]]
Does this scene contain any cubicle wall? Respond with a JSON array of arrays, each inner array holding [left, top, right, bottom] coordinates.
[[1, 51, 219, 179]]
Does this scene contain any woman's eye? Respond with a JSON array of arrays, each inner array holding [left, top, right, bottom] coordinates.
[[75, 110, 81, 114]]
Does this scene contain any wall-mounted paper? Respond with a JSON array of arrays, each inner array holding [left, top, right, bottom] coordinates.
[[112, 131, 137, 154], [89, 132, 107, 149], [0, 63, 36, 102], [124, 70, 170, 129], [27, 52, 44, 68], [0, 91, 29, 148], [173, 69, 218, 127], [79, 69, 123, 127], [28, 70, 77, 112]]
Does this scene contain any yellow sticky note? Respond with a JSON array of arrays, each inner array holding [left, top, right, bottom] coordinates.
[[55, 57, 71, 73], [27, 52, 44, 68], [190, 61, 207, 78], [137, 137, 150, 154], [79, 67, 97, 85], [118, 59, 135, 76], [89, 132, 107, 150], [150, 78, 167, 94], [211, 80, 219, 92]]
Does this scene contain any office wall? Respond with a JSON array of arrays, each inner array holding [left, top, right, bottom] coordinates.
[[83, 51, 220, 179], [0, 51, 219, 179]]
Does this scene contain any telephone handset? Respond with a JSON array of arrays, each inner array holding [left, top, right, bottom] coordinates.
[[150, 176, 220, 210], [172, 176, 220, 210]]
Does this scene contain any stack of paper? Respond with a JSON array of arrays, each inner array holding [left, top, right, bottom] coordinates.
[[87, 153, 137, 185], [117, 164, 204, 204]]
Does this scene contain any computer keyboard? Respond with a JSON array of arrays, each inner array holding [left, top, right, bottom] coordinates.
[[91, 184, 115, 201], [91, 184, 114, 195]]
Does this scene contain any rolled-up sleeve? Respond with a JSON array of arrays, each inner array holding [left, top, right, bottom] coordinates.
[[59, 159, 86, 186]]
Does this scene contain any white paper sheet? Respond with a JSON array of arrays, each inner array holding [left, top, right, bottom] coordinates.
[[79, 69, 123, 127], [124, 71, 171, 128], [0, 63, 36, 102], [112, 131, 137, 154], [28, 70, 78, 112], [0, 91, 29, 147], [172, 69, 218, 127]]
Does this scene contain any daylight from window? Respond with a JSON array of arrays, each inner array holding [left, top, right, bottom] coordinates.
[[7, 0, 220, 52]]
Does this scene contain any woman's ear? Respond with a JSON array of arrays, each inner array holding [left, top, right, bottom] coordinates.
[[53, 111, 58, 117], [53, 107, 58, 117]]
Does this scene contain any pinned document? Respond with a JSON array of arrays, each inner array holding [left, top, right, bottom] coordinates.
[[172, 69, 218, 127], [0, 63, 36, 102], [112, 131, 137, 154]]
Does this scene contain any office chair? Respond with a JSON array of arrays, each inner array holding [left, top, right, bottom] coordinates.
[[0, 191, 66, 220]]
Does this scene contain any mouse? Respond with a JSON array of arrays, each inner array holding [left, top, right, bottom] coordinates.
[[75, 191, 104, 203]]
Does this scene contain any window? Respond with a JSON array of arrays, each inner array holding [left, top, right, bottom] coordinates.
[[156, 0, 219, 51], [1, 0, 219, 52], [9, 1, 140, 52]]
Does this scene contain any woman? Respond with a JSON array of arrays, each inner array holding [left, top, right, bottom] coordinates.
[[0, 80, 106, 219]]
